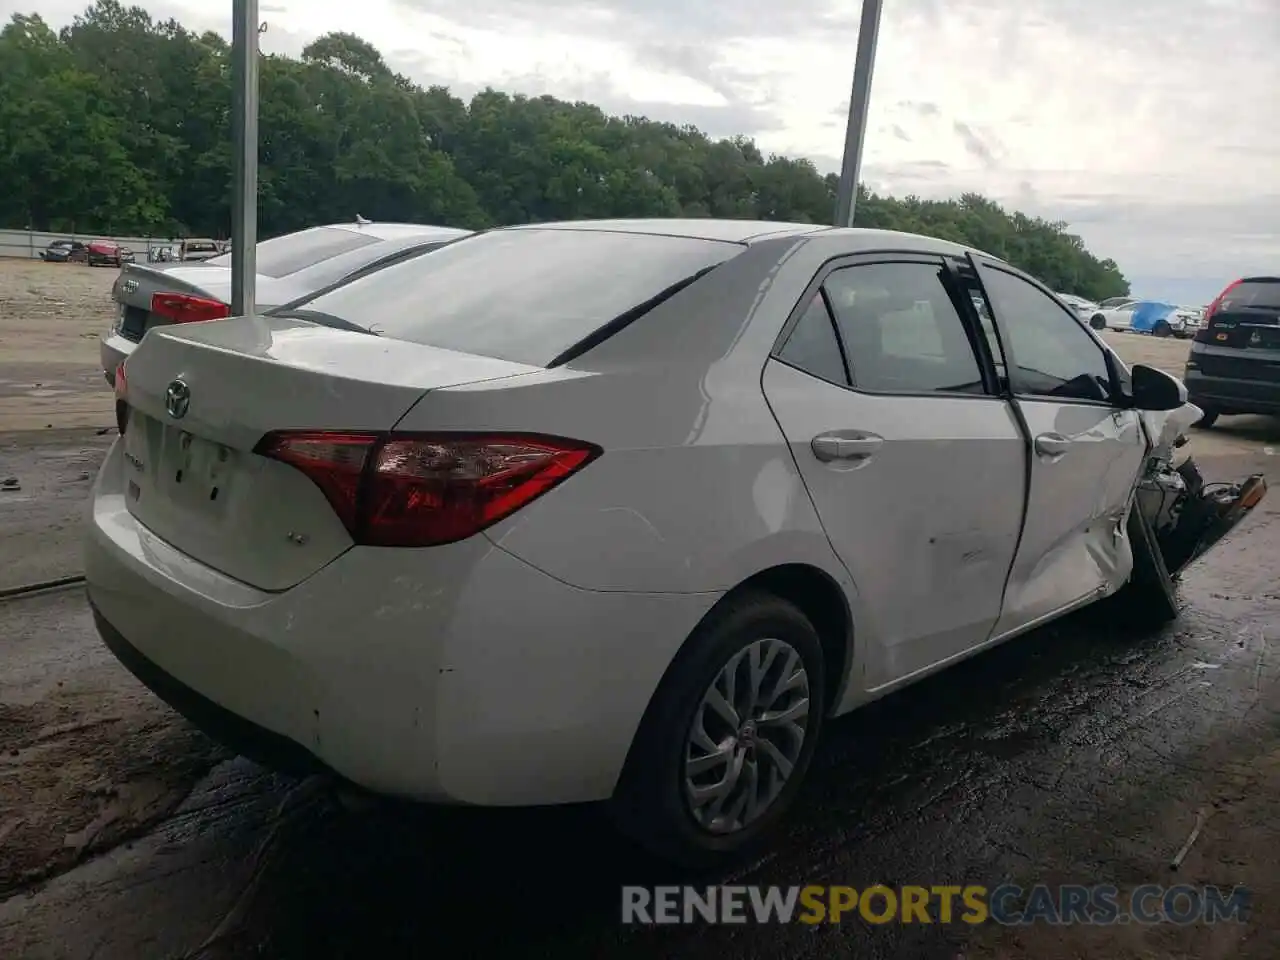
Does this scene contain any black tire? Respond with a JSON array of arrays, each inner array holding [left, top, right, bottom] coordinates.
[[610, 591, 827, 868], [1153, 320, 1173, 337], [1194, 407, 1219, 428], [1110, 506, 1179, 629], [1090, 314, 1107, 330]]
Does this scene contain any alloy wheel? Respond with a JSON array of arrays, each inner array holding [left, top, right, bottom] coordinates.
[[683, 637, 811, 834]]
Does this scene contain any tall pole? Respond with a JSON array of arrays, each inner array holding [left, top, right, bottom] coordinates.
[[230, 0, 260, 316], [833, 0, 884, 228]]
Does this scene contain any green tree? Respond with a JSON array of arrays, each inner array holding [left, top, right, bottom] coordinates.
[[0, 4, 1129, 299], [0, 12, 160, 231]]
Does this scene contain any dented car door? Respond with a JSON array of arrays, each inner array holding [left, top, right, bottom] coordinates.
[[969, 259, 1147, 639], [765, 256, 1026, 688]]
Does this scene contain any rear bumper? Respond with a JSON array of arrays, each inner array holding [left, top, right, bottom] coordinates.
[[85, 439, 716, 806], [92, 604, 329, 778], [1184, 369, 1280, 415]]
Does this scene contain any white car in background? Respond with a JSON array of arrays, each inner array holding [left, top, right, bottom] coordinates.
[[1056, 293, 1100, 321], [101, 221, 471, 384], [1088, 300, 1202, 338]]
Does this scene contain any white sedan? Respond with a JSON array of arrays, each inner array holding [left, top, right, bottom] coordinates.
[[1056, 293, 1099, 319], [101, 221, 471, 385], [88, 219, 1266, 866]]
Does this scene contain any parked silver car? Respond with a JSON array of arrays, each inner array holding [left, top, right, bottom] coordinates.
[[101, 221, 470, 384], [93, 219, 1266, 865]]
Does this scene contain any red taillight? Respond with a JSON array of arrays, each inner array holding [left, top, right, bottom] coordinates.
[[1195, 278, 1243, 342], [255, 431, 601, 547], [150, 292, 231, 324]]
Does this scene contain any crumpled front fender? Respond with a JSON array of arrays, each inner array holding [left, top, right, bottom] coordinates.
[[1139, 401, 1202, 463], [1137, 455, 1267, 577]]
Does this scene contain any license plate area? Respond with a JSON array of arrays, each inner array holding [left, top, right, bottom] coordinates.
[[123, 413, 237, 518], [119, 304, 148, 342], [162, 426, 236, 516]]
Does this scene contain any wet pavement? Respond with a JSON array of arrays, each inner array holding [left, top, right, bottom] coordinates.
[[2, 449, 1279, 959]]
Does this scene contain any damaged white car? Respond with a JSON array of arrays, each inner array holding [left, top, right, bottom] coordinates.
[[87, 220, 1266, 869]]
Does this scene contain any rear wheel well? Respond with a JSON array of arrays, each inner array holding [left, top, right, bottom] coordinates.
[[723, 564, 852, 713]]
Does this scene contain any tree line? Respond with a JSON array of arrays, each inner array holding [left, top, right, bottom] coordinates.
[[0, 1, 1130, 299]]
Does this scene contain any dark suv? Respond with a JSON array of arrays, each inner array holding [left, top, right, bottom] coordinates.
[[1186, 276, 1280, 427]]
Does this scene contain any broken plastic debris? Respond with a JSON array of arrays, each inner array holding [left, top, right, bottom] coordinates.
[[1170, 808, 1208, 870]]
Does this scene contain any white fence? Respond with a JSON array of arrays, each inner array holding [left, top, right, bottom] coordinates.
[[0, 228, 184, 261]]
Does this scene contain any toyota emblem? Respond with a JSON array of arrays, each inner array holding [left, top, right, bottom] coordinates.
[[165, 379, 191, 419]]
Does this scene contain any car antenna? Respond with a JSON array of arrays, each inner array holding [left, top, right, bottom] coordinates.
[[355, 214, 371, 226]]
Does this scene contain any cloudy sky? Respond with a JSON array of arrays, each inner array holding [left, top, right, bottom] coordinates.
[[7, 0, 1278, 302]]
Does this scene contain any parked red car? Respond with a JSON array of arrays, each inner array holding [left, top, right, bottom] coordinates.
[[85, 240, 134, 267]]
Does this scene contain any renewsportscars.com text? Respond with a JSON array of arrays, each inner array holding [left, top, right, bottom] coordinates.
[[621, 884, 1251, 926]]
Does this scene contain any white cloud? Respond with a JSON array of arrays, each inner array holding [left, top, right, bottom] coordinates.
[[5, 0, 1276, 301]]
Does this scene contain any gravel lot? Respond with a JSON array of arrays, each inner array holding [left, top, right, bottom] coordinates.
[[0, 259, 116, 433]]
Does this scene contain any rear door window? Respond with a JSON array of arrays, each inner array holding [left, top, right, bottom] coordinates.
[[822, 261, 987, 395], [278, 228, 744, 367]]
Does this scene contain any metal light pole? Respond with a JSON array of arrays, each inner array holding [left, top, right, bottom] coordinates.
[[833, 0, 884, 228], [230, 0, 260, 316]]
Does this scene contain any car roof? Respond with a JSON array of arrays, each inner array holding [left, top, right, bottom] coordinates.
[[318, 222, 472, 242], [506, 218, 832, 244], [499, 218, 1004, 260]]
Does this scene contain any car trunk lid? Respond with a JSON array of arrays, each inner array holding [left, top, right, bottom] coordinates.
[[117, 314, 539, 590], [111, 263, 299, 343]]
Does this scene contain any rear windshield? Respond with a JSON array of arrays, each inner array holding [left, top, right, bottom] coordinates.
[[205, 227, 380, 278], [1223, 279, 1280, 311], [278, 228, 743, 366]]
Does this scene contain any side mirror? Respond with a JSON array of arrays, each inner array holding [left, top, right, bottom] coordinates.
[[1130, 364, 1187, 411]]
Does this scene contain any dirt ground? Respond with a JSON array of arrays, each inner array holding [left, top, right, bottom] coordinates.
[[0, 259, 117, 432], [0, 588, 227, 899], [3, 257, 1280, 958]]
